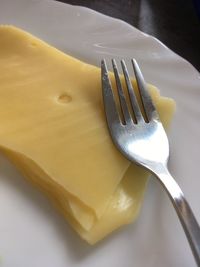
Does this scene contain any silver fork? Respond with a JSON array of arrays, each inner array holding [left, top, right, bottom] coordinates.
[[101, 58, 200, 266]]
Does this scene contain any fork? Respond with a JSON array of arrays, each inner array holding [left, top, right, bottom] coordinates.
[[101, 58, 200, 266]]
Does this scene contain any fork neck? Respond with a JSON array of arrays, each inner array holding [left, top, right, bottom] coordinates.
[[146, 162, 183, 201]]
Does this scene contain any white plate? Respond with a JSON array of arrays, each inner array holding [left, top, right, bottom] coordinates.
[[0, 0, 200, 266]]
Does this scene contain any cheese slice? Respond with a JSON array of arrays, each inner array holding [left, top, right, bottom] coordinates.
[[0, 26, 175, 243]]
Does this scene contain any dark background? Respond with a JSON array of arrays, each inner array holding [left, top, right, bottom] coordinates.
[[57, 0, 200, 71]]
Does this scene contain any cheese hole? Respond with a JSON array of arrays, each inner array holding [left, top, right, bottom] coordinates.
[[30, 42, 37, 47], [57, 93, 72, 104]]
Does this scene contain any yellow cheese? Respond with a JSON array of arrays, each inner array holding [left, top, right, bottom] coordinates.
[[0, 26, 175, 243]]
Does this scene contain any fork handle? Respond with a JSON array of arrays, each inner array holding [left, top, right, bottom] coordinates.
[[152, 164, 200, 266]]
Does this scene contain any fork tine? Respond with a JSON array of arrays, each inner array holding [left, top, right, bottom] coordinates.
[[132, 59, 159, 121], [112, 59, 132, 124], [101, 59, 121, 125], [121, 60, 144, 123]]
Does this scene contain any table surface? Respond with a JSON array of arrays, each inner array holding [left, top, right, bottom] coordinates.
[[57, 0, 200, 72]]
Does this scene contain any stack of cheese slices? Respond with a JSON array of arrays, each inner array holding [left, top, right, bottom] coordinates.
[[0, 26, 175, 244]]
